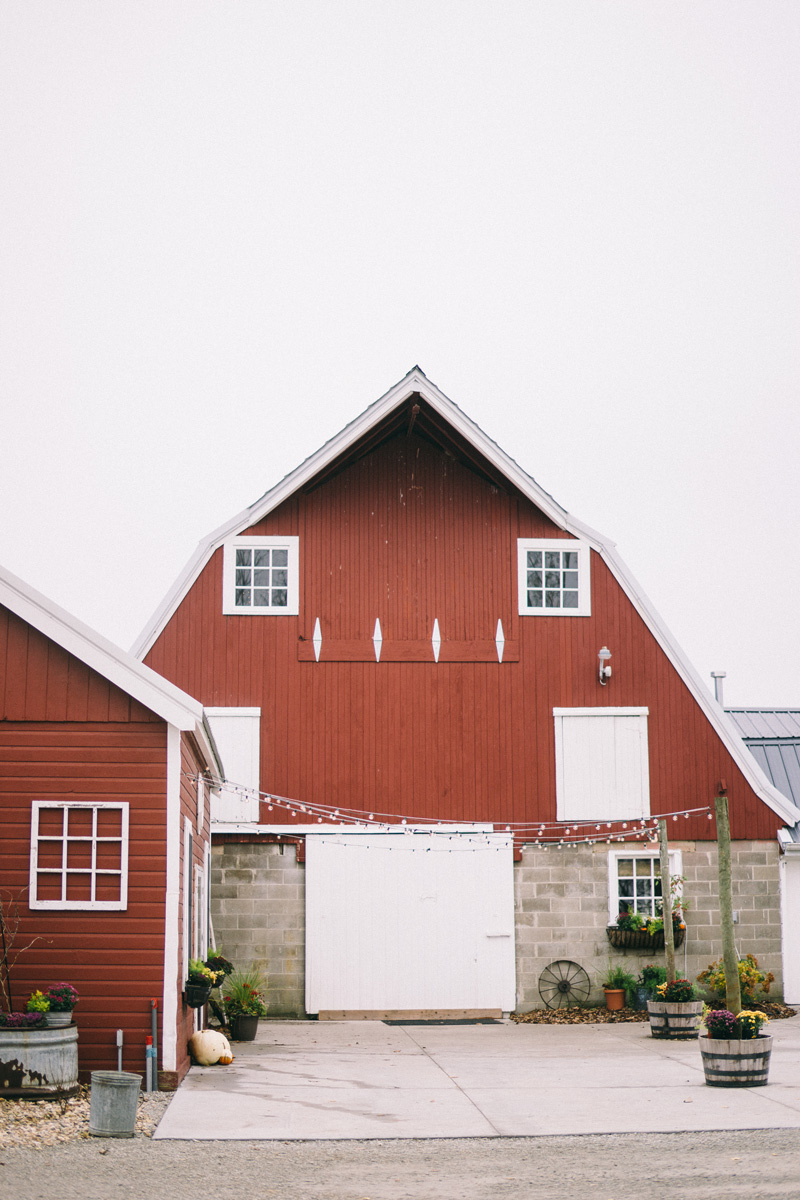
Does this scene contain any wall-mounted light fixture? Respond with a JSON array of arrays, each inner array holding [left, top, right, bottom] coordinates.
[[598, 646, 612, 685]]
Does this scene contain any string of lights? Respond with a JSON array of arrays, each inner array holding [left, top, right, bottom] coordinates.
[[187, 771, 714, 847]]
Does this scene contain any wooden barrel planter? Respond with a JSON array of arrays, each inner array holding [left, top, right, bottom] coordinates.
[[700, 1035, 772, 1087], [0, 1025, 79, 1098], [646, 999, 702, 1039], [606, 926, 686, 951]]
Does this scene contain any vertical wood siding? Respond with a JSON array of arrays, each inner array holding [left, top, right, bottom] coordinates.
[[144, 432, 780, 842], [0, 606, 160, 723]]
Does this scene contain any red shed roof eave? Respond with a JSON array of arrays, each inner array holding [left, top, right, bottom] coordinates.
[[129, 368, 799, 830]]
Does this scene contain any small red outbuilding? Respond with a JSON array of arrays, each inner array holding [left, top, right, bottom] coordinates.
[[0, 564, 222, 1087]]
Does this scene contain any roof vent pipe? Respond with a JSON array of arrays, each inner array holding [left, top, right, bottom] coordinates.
[[711, 671, 727, 706]]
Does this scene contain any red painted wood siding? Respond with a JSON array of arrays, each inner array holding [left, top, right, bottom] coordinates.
[[173, 731, 211, 1084], [0, 720, 169, 1078], [0, 606, 160, 724], [145, 432, 780, 842]]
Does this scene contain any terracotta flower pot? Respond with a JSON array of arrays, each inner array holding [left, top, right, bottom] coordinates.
[[603, 987, 625, 1011]]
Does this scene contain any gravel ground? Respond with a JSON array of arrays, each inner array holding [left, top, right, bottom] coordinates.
[[2, 1130, 800, 1200], [0, 1087, 172, 1147]]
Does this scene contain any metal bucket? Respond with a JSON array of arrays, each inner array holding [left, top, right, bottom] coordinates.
[[700, 1034, 772, 1087], [646, 1000, 702, 1039], [89, 1071, 142, 1137]]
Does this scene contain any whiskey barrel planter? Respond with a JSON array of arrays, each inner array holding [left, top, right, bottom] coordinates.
[[646, 999, 702, 1039], [0, 1025, 79, 1097], [700, 1035, 772, 1087], [606, 926, 686, 951]]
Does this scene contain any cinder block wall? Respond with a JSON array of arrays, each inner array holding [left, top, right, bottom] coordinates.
[[211, 837, 783, 1017], [514, 840, 784, 1010], [210, 841, 305, 1016]]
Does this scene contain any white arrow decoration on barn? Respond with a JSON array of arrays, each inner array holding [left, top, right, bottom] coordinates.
[[313, 618, 322, 662], [495, 619, 505, 663], [431, 618, 441, 663], [373, 618, 383, 662]]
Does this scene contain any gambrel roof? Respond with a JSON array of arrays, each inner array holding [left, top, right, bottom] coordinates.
[[131, 367, 799, 827], [0, 563, 222, 775]]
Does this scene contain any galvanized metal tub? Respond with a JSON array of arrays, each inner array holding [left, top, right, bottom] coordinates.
[[700, 1034, 772, 1086], [0, 1025, 79, 1097], [646, 999, 703, 1039], [89, 1071, 142, 1137]]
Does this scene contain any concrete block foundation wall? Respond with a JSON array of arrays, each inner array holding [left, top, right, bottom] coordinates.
[[210, 841, 306, 1016], [211, 837, 783, 1017], [514, 840, 784, 1010]]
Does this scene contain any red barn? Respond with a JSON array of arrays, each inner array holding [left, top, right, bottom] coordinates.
[[0, 565, 222, 1085], [135, 368, 800, 1014]]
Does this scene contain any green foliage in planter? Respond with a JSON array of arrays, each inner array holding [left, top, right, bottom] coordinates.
[[639, 964, 667, 998], [222, 965, 268, 1018], [697, 954, 775, 1005], [602, 965, 638, 1007], [187, 958, 216, 986], [704, 1007, 770, 1039], [656, 978, 695, 1002], [45, 983, 78, 1012]]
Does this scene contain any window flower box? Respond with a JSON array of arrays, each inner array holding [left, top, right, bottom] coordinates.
[[606, 925, 685, 951]]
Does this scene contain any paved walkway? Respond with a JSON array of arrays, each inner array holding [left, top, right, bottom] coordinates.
[[154, 1017, 800, 1141]]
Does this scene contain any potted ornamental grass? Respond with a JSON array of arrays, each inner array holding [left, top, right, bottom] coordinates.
[[222, 966, 268, 1040], [646, 977, 702, 1040], [601, 965, 637, 1011], [700, 1007, 772, 1086]]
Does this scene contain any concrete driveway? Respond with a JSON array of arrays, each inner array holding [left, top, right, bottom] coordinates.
[[154, 1017, 800, 1141]]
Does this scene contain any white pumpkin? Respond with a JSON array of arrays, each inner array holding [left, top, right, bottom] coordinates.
[[189, 1029, 233, 1066]]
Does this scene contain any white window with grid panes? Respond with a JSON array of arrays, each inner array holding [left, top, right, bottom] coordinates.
[[607, 848, 682, 924], [29, 801, 129, 910], [517, 539, 590, 616], [222, 536, 299, 615]]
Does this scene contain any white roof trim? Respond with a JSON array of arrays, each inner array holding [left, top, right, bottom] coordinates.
[[0, 562, 221, 775], [132, 367, 799, 827]]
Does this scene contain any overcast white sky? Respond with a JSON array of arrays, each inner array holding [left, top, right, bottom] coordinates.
[[1, 2, 798, 707]]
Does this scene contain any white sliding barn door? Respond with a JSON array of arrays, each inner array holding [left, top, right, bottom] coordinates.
[[305, 830, 515, 1014]]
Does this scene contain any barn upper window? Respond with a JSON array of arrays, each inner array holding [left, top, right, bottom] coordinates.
[[29, 801, 129, 911], [517, 539, 591, 616], [222, 537, 299, 615]]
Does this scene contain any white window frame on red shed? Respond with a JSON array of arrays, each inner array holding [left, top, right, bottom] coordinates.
[[222, 536, 299, 615], [29, 800, 129, 911]]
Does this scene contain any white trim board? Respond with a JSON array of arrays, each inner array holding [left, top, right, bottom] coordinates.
[[130, 367, 799, 828]]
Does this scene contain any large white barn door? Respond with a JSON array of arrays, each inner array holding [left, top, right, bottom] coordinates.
[[305, 830, 515, 1015]]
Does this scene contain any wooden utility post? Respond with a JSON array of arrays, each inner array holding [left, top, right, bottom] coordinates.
[[715, 792, 742, 1014], [658, 819, 675, 982]]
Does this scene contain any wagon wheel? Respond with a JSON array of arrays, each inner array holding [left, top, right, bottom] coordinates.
[[538, 960, 591, 1009]]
